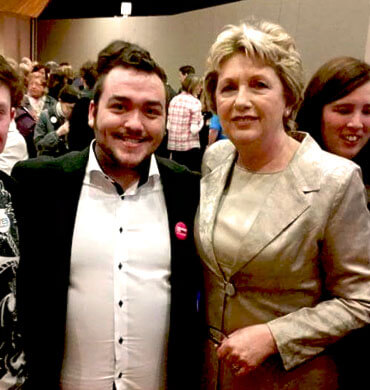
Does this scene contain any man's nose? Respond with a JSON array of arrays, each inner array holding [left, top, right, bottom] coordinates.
[[124, 109, 144, 131]]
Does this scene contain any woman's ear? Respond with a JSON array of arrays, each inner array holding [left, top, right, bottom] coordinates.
[[284, 107, 292, 118]]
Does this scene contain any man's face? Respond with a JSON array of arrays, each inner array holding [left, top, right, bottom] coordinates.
[[179, 71, 187, 83], [89, 66, 166, 172], [0, 82, 14, 154]]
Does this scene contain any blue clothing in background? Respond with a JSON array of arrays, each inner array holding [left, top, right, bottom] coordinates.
[[209, 115, 227, 140]]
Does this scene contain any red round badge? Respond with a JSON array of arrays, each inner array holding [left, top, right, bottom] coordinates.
[[175, 222, 188, 240]]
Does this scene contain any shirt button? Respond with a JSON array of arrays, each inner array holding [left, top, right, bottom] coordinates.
[[118, 263, 122, 270], [118, 372, 123, 379], [119, 337, 123, 344], [119, 227, 123, 233], [119, 300, 123, 307], [225, 282, 236, 297]]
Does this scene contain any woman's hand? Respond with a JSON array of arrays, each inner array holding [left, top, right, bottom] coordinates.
[[217, 324, 278, 376], [56, 121, 70, 137]]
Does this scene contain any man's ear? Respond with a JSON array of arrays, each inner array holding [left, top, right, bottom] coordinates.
[[10, 107, 15, 121], [88, 100, 96, 129]]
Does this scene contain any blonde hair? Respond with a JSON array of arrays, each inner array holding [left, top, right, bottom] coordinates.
[[204, 19, 305, 131]]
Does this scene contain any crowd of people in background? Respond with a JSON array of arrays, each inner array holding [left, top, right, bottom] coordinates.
[[0, 15, 368, 390], [1, 57, 98, 169]]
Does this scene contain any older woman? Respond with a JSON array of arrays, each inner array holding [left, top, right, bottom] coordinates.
[[15, 72, 57, 157], [296, 56, 370, 205], [195, 20, 370, 389]]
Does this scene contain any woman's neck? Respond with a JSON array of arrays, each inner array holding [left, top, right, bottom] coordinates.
[[236, 132, 299, 173]]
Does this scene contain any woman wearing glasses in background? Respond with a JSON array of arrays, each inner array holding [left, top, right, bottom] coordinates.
[[195, 19, 370, 390]]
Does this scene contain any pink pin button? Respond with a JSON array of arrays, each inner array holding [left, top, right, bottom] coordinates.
[[175, 222, 188, 240]]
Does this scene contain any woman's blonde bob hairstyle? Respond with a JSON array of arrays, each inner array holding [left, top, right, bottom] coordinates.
[[204, 19, 305, 131]]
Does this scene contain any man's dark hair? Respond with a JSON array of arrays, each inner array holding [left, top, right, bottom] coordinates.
[[93, 40, 168, 105], [179, 65, 195, 76], [0, 55, 23, 107], [58, 84, 80, 104]]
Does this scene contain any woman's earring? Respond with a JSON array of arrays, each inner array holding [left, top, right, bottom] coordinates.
[[284, 108, 291, 117]]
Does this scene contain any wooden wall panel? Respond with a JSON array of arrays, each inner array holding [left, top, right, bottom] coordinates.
[[0, 0, 49, 18], [0, 13, 31, 62]]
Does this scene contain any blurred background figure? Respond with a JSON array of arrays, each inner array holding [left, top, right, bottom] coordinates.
[[207, 113, 227, 146], [178, 64, 195, 93], [0, 54, 27, 389], [34, 84, 79, 157], [296, 56, 369, 206], [47, 63, 75, 101], [68, 60, 98, 151], [15, 71, 57, 157], [167, 74, 204, 171]]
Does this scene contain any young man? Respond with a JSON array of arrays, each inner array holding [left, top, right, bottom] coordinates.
[[13, 42, 203, 390], [0, 55, 26, 388]]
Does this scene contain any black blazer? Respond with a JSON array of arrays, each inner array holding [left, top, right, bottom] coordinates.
[[12, 148, 203, 389]]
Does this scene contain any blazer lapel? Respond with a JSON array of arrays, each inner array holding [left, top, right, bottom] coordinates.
[[233, 166, 312, 273], [198, 150, 236, 277], [233, 134, 321, 274], [199, 133, 322, 277]]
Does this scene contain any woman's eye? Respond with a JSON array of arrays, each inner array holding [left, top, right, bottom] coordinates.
[[334, 107, 352, 115], [220, 84, 236, 93], [251, 80, 268, 89]]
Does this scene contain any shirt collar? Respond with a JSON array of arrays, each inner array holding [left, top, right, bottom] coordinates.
[[85, 141, 160, 195]]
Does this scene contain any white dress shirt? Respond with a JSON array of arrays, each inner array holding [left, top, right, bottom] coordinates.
[[0, 120, 28, 175], [60, 145, 171, 390]]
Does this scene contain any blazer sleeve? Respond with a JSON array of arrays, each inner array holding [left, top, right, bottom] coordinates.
[[267, 166, 370, 370], [34, 110, 62, 155]]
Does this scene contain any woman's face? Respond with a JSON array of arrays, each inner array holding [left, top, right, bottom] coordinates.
[[28, 77, 45, 99], [321, 81, 370, 160], [215, 53, 288, 149]]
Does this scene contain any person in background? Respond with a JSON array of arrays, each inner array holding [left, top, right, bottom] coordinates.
[[47, 67, 72, 101], [17, 63, 31, 94], [195, 19, 370, 390], [45, 61, 59, 75], [0, 54, 26, 389], [31, 64, 49, 83], [68, 60, 97, 151], [296, 56, 369, 206], [207, 113, 227, 145], [178, 65, 195, 92], [167, 74, 204, 171], [15, 71, 57, 157], [12, 40, 203, 390], [34, 84, 79, 157], [21, 72, 56, 121]]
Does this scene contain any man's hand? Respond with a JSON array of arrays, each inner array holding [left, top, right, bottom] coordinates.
[[217, 324, 278, 376]]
